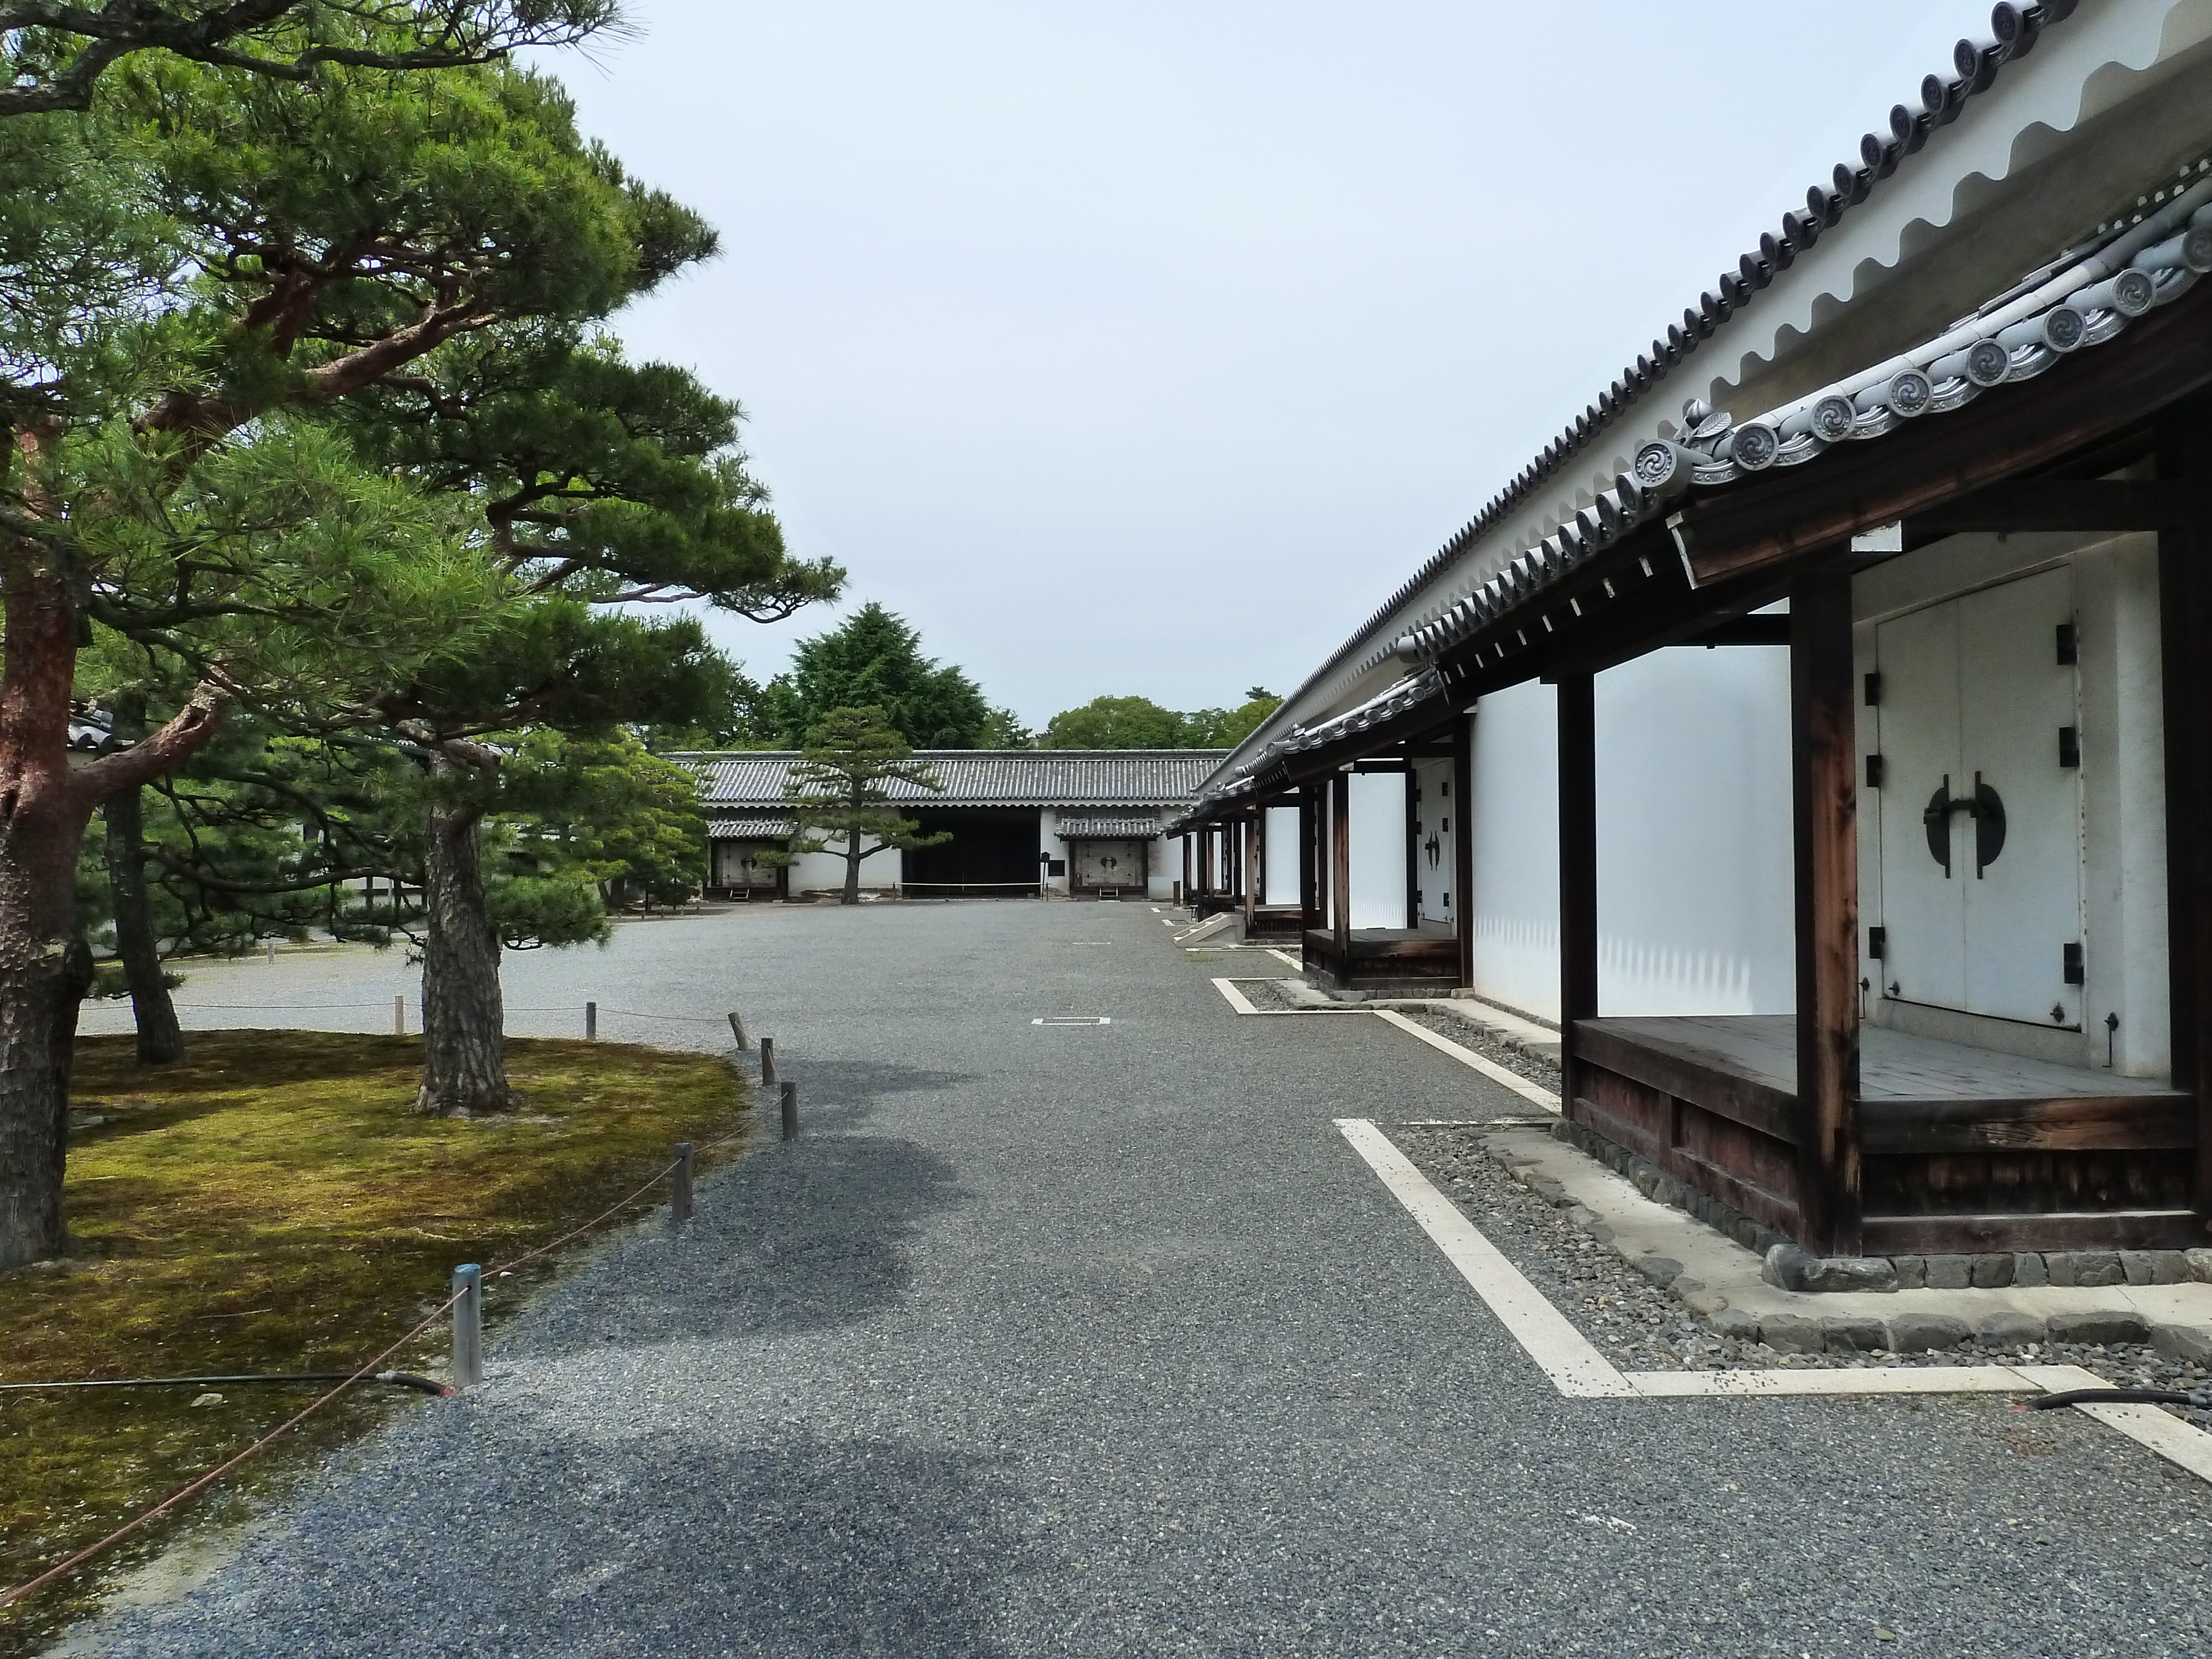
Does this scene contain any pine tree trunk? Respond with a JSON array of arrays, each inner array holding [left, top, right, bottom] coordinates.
[[0, 544, 98, 1267], [415, 793, 520, 1115], [0, 850, 92, 1270], [843, 825, 863, 905], [101, 703, 185, 1066], [4, 432, 224, 1266]]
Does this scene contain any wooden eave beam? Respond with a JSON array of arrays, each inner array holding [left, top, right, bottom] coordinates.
[[1904, 477, 2205, 536], [1668, 293, 2212, 588]]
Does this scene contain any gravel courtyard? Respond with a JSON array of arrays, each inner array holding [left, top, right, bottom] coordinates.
[[58, 901, 2212, 1656]]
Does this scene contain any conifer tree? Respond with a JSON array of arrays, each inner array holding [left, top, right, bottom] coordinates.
[[780, 707, 949, 906], [0, 33, 724, 1264]]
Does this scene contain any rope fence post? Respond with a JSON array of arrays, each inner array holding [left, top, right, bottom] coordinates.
[[759, 1036, 776, 1084], [451, 1264, 482, 1391], [670, 1142, 695, 1228], [780, 1079, 799, 1141], [585, 1000, 597, 1041], [393, 995, 405, 1037], [727, 1010, 750, 1050]]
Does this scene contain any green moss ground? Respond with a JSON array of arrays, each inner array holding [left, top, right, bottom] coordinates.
[[0, 1031, 750, 1652]]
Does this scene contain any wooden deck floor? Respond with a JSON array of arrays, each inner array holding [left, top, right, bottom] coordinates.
[[1583, 1014, 2178, 1105]]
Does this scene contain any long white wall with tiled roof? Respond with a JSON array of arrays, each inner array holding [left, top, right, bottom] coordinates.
[[680, 750, 1224, 810]]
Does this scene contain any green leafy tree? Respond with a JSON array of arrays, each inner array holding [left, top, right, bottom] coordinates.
[[1, 36, 724, 1262], [977, 705, 1032, 748], [780, 707, 947, 906], [1039, 695, 1188, 749], [1039, 690, 1276, 749], [763, 603, 988, 748], [1185, 689, 1281, 748]]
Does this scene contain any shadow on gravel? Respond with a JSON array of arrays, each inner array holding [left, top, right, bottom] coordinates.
[[776, 1058, 970, 1131], [515, 1129, 969, 1359], [86, 1420, 1031, 1659]]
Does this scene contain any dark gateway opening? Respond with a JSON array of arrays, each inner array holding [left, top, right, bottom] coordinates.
[[902, 808, 1042, 898]]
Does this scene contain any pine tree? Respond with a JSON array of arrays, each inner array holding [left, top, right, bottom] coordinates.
[[781, 708, 948, 906]]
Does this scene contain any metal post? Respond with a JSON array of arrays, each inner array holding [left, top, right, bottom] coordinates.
[[451, 1264, 482, 1390], [265, 938, 276, 966], [727, 1010, 750, 1050], [585, 1000, 597, 1041], [779, 1079, 798, 1141], [759, 1036, 776, 1084], [394, 994, 406, 1037], [670, 1142, 695, 1228]]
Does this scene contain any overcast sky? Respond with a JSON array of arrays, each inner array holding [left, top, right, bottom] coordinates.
[[552, 1, 2000, 725]]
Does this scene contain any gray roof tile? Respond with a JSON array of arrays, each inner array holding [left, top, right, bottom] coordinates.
[[677, 750, 1222, 811]]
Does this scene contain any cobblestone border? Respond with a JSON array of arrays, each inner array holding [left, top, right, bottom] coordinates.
[[1547, 1116, 2212, 1307]]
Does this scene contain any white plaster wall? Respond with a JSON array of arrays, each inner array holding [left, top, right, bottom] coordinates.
[[1467, 657, 1795, 1021], [1469, 689, 1562, 1018], [1039, 808, 1070, 895], [1594, 648, 1795, 1016], [1264, 806, 1301, 906], [789, 841, 901, 894], [1347, 770, 1407, 930], [2056, 537, 2168, 1075]]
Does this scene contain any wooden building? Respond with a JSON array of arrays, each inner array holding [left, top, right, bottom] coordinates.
[[1175, 0, 2212, 1256], [685, 750, 1220, 901]]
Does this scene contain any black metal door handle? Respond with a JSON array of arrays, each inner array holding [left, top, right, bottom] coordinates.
[[1921, 772, 2006, 879], [1972, 774, 2005, 876]]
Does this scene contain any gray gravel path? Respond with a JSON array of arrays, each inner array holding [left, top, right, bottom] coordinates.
[[56, 901, 2212, 1656]]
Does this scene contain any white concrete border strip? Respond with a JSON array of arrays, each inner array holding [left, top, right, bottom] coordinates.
[[1370, 1009, 1561, 1112], [1337, 1118, 2212, 1483], [1624, 1366, 2029, 1397], [1208, 978, 1366, 1016], [2014, 1365, 2212, 1481], [1210, 978, 1262, 1015], [1335, 1118, 1634, 1397]]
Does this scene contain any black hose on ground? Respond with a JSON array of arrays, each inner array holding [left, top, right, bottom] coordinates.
[[0, 1370, 451, 1398], [2024, 1386, 2212, 1411]]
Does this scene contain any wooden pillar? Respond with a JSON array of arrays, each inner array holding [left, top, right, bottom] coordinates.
[[1330, 770, 1352, 963], [1557, 674, 1599, 1113], [1791, 567, 1863, 1257], [1242, 815, 1258, 931], [1404, 768, 1420, 930], [1298, 785, 1321, 937], [2159, 395, 2212, 1216], [1181, 833, 1192, 902], [1454, 710, 1477, 990]]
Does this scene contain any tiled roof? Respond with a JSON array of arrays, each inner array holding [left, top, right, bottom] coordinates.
[[1222, 0, 2111, 774], [1176, 669, 1444, 826], [1055, 815, 1165, 839], [707, 813, 798, 838], [678, 750, 1223, 810], [1392, 159, 2211, 667]]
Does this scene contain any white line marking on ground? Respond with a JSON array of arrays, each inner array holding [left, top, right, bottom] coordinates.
[[1266, 948, 1302, 969], [1334, 1118, 1634, 1398], [1032, 1016, 1112, 1026], [1335, 1118, 2212, 1483], [1624, 1366, 2030, 1397], [2014, 1365, 2212, 1481], [1369, 1009, 1562, 1112], [1210, 978, 1260, 1015]]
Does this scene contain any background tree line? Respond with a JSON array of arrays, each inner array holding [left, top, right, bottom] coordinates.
[[713, 601, 1279, 753]]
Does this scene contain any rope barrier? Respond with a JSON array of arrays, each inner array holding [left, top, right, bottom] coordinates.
[[0, 1112, 758, 1611], [0, 1287, 466, 1610]]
